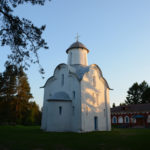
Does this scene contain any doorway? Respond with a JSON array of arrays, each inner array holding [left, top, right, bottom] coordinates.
[[94, 116, 98, 130]]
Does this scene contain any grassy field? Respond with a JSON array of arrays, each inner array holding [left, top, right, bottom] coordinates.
[[0, 126, 150, 150]]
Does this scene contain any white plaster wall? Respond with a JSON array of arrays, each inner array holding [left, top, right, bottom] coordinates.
[[81, 66, 111, 131], [46, 101, 72, 132], [104, 87, 111, 131], [41, 63, 111, 132], [41, 64, 81, 132], [68, 74, 81, 132], [67, 48, 88, 66], [41, 88, 48, 130]]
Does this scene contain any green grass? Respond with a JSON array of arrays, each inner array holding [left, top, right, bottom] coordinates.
[[0, 126, 150, 150]]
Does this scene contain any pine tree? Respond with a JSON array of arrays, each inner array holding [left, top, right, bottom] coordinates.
[[112, 103, 116, 108], [142, 88, 150, 103], [2, 65, 17, 101], [0, 0, 49, 73], [0, 65, 17, 123], [125, 81, 149, 104], [26, 101, 41, 125], [14, 67, 33, 124], [0, 65, 41, 125]]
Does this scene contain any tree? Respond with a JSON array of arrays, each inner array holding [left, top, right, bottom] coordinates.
[[125, 82, 140, 104], [119, 103, 126, 106], [0, 0, 50, 74], [112, 103, 116, 108], [26, 101, 41, 125], [13, 66, 33, 123], [0, 73, 4, 99], [125, 81, 149, 104], [2, 65, 17, 100], [142, 88, 150, 103], [0, 65, 18, 123], [0, 65, 41, 125]]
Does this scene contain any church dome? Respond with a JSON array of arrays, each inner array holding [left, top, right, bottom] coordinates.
[[66, 41, 89, 53]]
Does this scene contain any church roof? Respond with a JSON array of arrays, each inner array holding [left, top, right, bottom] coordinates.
[[111, 103, 150, 113], [42, 63, 112, 90], [69, 65, 90, 80], [66, 41, 89, 53], [48, 92, 71, 101]]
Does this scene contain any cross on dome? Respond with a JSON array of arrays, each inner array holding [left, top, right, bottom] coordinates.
[[75, 33, 80, 41]]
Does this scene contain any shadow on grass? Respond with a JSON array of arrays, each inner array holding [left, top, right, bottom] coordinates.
[[0, 126, 150, 150]]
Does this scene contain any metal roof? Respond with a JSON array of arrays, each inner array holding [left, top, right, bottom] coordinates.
[[132, 115, 145, 118], [48, 92, 71, 101], [111, 103, 150, 113], [66, 41, 89, 53], [70, 64, 90, 80]]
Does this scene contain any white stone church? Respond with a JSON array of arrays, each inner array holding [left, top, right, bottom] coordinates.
[[41, 40, 111, 132]]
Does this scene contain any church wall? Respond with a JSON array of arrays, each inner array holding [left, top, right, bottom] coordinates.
[[67, 48, 88, 66], [46, 101, 72, 131], [67, 74, 81, 132], [41, 65, 81, 132], [104, 87, 111, 131], [81, 67, 111, 131], [41, 88, 48, 130]]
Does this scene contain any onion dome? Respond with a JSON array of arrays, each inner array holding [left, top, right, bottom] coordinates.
[[66, 41, 89, 53]]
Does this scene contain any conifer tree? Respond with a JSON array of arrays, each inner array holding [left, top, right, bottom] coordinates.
[[125, 81, 150, 104], [14, 67, 33, 123], [0, 0, 50, 73], [142, 88, 150, 104], [0, 65, 41, 125], [0, 65, 17, 122]]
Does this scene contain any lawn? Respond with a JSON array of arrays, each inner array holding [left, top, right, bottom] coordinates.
[[0, 126, 150, 150]]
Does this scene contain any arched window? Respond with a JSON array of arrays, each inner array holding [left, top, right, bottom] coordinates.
[[59, 106, 62, 115], [72, 106, 75, 115], [103, 109, 106, 117], [94, 116, 98, 130], [124, 116, 130, 123], [118, 116, 123, 123], [112, 116, 117, 123], [81, 54, 85, 65], [92, 93, 95, 104], [72, 91, 75, 99], [93, 76, 96, 87], [96, 93, 99, 105], [86, 106, 88, 116], [61, 74, 64, 86], [70, 52, 72, 64]]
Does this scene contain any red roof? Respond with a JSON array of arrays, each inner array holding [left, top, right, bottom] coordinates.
[[111, 103, 150, 113]]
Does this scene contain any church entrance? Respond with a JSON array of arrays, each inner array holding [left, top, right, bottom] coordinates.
[[94, 116, 98, 130], [132, 115, 145, 128]]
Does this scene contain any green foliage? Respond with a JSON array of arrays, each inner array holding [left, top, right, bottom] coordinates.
[[125, 81, 150, 104], [142, 88, 150, 103], [119, 102, 126, 106], [0, 0, 50, 74], [0, 65, 41, 125], [112, 102, 116, 108]]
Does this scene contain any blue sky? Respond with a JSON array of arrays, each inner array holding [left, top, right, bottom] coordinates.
[[0, 0, 150, 108]]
